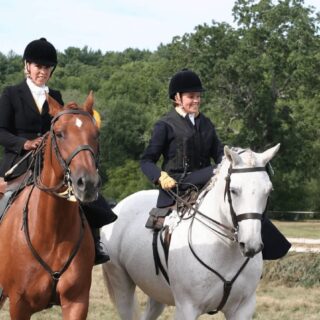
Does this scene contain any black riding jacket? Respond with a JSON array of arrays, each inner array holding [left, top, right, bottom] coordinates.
[[140, 109, 224, 184]]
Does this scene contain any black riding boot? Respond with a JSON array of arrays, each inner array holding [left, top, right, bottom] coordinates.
[[92, 228, 110, 265]]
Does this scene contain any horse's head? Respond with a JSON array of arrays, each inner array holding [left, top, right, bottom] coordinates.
[[46, 91, 101, 202], [223, 144, 280, 257]]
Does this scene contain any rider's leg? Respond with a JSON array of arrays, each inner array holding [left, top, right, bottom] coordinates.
[[91, 227, 110, 265], [261, 215, 291, 260], [81, 193, 118, 265]]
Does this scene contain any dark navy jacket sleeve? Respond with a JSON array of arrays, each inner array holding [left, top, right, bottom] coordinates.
[[140, 111, 224, 185], [0, 86, 27, 154], [0, 81, 64, 177], [140, 120, 172, 184], [210, 125, 224, 164]]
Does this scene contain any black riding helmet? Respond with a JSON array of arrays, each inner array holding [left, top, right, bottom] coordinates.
[[168, 69, 205, 100], [23, 38, 57, 68]]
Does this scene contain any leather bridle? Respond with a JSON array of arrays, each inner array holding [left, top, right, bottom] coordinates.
[[224, 166, 267, 229], [166, 161, 270, 314], [34, 109, 100, 196], [22, 108, 99, 307]]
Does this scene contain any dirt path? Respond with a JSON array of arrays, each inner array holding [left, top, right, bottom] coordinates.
[[287, 237, 320, 253]]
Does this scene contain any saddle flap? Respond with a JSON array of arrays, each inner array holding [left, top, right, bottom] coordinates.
[[0, 178, 7, 195], [1, 171, 31, 193], [145, 208, 172, 230]]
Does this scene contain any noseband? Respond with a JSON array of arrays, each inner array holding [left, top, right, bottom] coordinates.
[[224, 166, 267, 229]]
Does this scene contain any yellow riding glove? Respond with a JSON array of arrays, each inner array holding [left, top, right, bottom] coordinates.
[[158, 171, 177, 190]]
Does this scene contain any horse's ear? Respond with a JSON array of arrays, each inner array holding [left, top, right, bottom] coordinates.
[[224, 146, 242, 166], [83, 90, 94, 116], [260, 143, 280, 165], [46, 93, 63, 117]]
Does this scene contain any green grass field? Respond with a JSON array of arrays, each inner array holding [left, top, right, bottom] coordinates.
[[272, 220, 320, 239], [1, 221, 319, 319], [3, 264, 319, 320]]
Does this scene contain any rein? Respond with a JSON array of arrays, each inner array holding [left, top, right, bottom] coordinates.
[[22, 108, 97, 306], [168, 189, 238, 242], [168, 163, 268, 314], [22, 185, 85, 307]]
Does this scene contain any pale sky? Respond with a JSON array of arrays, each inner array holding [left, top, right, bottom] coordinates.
[[0, 0, 319, 55]]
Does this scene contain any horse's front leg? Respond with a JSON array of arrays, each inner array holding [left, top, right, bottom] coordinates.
[[223, 294, 256, 320], [174, 302, 201, 320], [60, 299, 89, 320], [9, 296, 32, 320]]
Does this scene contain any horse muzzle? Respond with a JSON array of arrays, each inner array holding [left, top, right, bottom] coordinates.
[[71, 169, 101, 203], [239, 241, 264, 258]]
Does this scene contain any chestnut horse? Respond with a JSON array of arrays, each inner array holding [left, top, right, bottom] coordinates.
[[0, 92, 100, 319]]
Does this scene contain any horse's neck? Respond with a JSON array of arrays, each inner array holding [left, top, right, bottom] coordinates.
[[40, 140, 64, 187], [198, 160, 231, 226], [29, 187, 80, 238]]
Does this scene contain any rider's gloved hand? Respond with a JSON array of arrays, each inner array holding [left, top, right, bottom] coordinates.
[[158, 171, 177, 190], [23, 137, 43, 151]]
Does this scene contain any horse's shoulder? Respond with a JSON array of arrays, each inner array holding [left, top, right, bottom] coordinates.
[[122, 189, 158, 202], [114, 189, 158, 216]]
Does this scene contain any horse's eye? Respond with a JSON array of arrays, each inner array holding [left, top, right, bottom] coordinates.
[[230, 188, 238, 196], [55, 131, 64, 139]]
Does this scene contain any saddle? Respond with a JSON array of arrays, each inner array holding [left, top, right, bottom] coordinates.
[[0, 171, 32, 221], [0, 171, 31, 196], [146, 188, 199, 284], [145, 188, 199, 231]]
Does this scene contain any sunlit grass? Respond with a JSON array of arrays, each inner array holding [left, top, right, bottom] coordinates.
[[1, 221, 319, 319], [272, 220, 320, 239], [2, 265, 319, 319]]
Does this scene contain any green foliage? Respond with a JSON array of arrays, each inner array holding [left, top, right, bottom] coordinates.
[[263, 253, 320, 287], [102, 159, 153, 202], [100, 98, 148, 166], [0, 0, 319, 211]]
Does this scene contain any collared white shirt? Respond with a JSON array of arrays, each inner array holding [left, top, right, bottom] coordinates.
[[175, 106, 196, 125], [26, 78, 49, 113]]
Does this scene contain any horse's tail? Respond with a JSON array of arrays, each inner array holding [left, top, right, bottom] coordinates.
[[102, 264, 140, 320]]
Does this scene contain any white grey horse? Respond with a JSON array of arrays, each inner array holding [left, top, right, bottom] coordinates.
[[101, 144, 280, 320]]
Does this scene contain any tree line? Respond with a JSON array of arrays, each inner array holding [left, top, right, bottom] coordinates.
[[0, 0, 319, 212]]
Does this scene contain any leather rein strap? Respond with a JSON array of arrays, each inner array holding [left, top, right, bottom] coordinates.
[[171, 164, 268, 314], [22, 109, 96, 306], [22, 185, 85, 307]]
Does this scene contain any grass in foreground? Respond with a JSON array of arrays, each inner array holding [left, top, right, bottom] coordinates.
[[2, 259, 320, 319], [272, 220, 320, 239]]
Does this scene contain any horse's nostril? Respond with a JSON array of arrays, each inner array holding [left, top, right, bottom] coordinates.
[[77, 177, 85, 190], [239, 242, 245, 250]]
